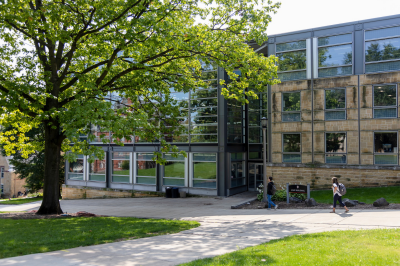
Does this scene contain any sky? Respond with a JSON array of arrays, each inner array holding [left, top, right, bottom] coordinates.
[[267, 0, 400, 35]]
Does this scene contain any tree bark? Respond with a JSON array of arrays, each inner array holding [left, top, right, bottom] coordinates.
[[37, 122, 63, 215]]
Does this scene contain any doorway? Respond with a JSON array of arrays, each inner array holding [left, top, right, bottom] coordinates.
[[248, 163, 264, 191]]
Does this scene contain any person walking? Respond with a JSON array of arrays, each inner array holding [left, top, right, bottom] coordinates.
[[267, 177, 278, 210], [331, 177, 349, 213]]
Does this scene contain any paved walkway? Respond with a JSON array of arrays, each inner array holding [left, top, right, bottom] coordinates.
[[1, 195, 399, 266]]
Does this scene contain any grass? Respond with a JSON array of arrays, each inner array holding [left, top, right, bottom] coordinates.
[[181, 229, 400, 266], [0, 211, 26, 213], [0, 216, 199, 259], [0, 197, 43, 205], [311, 186, 400, 204]]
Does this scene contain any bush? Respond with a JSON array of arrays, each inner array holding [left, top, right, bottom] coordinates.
[[271, 190, 307, 201]]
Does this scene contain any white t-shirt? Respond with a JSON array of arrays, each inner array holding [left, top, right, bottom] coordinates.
[[333, 183, 341, 196]]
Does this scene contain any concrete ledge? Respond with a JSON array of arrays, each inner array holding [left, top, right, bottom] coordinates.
[[62, 185, 164, 200], [231, 198, 257, 209]]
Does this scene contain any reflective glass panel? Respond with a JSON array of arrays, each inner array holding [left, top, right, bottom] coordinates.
[[191, 89, 218, 99], [318, 34, 352, 46], [325, 111, 346, 120], [193, 153, 216, 161], [164, 162, 185, 178], [374, 155, 398, 165], [89, 157, 106, 181], [282, 113, 301, 122], [374, 108, 397, 118], [191, 98, 218, 108], [326, 89, 346, 109], [326, 133, 347, 153], [137, 177, 156, 185], [366, 61, 400, 73], [318, 66, 352, 77], [112, 152, 130, 159], [276, 40, 306, 52], [374, 85, 397, 106], [278, 71, 307, 81], [365, 38, 400, 62], [137, 161, 156, 177], [326, 155, 347, 164], [193, 162, 216, 179], [193, 180, 216, 188], [191, 134, 218, 143], [112, 160, 130, 176], [282, 92, 301, 111], [365, 26, 400, 40], [283, 134, 301, 152], [277, 51, 306, 71], [319, 44, 352, 67], [163, 178, 185, 186], [283, 154, 301, 163], [69, 159, 84, 173], [201, 71, 218, 80]]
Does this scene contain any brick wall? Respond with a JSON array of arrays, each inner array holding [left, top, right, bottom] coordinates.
[[62, 185, 163, 200]]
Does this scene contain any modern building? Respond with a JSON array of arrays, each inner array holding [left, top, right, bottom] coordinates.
[[64, 14, 400, 198]]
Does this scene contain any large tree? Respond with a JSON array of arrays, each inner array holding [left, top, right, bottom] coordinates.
[[0, 0, 280, 214]]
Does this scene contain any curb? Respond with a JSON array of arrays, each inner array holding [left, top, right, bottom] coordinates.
[[230, 198, 257, 209]]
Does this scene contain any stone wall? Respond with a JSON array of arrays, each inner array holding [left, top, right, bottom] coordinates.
[[269, 164, 400, 190], [62, 185, 163, 200]]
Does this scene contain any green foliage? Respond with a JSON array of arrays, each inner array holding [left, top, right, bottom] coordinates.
[[0, 0, 281, 212], [271, 190, 307, 202], [282, 92, 300, 112], [256, 184, 264, 201], [0, 126, 64, 193], [121, 160, 130, 171], [311, 186, 400, 204], [0, 217, 199, 259], [181, 229, 400, 265]]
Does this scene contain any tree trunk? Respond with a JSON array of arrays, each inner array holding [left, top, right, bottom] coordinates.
[[37, 122, 63, 215]]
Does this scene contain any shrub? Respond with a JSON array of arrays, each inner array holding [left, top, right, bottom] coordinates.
[[271, 190, 307, 201]]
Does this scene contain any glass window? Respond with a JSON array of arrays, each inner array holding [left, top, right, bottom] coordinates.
[[325, 88, 346, 120], [374, 132, 398, 165], [318, 34, 352, 78], [325, 133, 347, 164], [276, 40, 307, 81], [282, 134, 301, 163], [282, 92, 301, 122], [230, 153, 246, 188], [365, 26, 400, 73], [163, 153, 185, 186], [373, 85, 397, 118], [136, 153, 156, 185], [89, 153, 106, 182], [227, 98, 245, 143], [192, 153, 217, 189], [112, 152, 130, 183], [68, 155, 84, 180]]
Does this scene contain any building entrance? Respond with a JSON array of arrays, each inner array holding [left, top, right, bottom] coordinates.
[[248, 163, 264, 191]]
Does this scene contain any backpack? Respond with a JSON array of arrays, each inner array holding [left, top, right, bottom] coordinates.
[[270, 184, 277, 195], [338, 183, 346, 196]]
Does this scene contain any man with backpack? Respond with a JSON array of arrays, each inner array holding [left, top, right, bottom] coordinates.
[[267, 176, 278, 210], [331, 176, 349, 213]]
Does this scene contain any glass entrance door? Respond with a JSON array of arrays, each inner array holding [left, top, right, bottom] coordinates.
[[248, 163, 264, 191]]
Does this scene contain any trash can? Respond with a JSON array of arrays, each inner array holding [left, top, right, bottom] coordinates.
[[165, 187, 172, 198], [172, 187, 180, 198]]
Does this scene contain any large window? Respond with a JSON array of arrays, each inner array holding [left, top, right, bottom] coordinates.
[[112, 152, 130, 183], [318, 34, 352, 78], [282, 134, 301, 163], [136, 153, 156, 185], [325, 88, 346, 120], [373, 85, 397, 118], [325, 133, 347, 164], [248, 91, 267, 160], [190, 61, 218, 143], [0, 167, 4, 179], [230, 153, 246, 188], [163, 153, 185, 186], [89, 153, 106, 181], [68, 155, 85, 180], [165, 87, 189, 143], [276, 40, 307, 81], [374, 132, 398, 165], [365, 26, 400, 73], [192, 153, 217, 189], [282, 92, 301, 122]]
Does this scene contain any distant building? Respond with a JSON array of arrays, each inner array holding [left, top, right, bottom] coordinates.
[[0, 155, 26, 198], [65, 14, 400, 198]]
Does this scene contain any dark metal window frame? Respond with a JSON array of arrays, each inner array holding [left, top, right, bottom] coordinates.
[[325, 132, 347, 164], [275, 39, 308, 81], [324, 87, 347, 121], [373, 131, 399, 165], [364, 25, 400, 73], [372, 83, 398, 119], [282, 133, 302, 163]]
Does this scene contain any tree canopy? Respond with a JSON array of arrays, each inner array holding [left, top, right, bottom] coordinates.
[[0, 0, 280, 213]]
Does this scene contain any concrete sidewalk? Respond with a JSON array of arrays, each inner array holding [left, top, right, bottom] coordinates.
[[1, 196, 399, 266]]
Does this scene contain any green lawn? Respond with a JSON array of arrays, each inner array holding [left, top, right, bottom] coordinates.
[[0, 197, 43, 205], [311, 186, 400, 204], [0, 211, 26, 213], [0, 217, 199, 259], [181, 229, 400, 266]]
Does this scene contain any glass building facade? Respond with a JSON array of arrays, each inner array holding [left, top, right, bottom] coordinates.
[[66, 14, 400, 197]]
